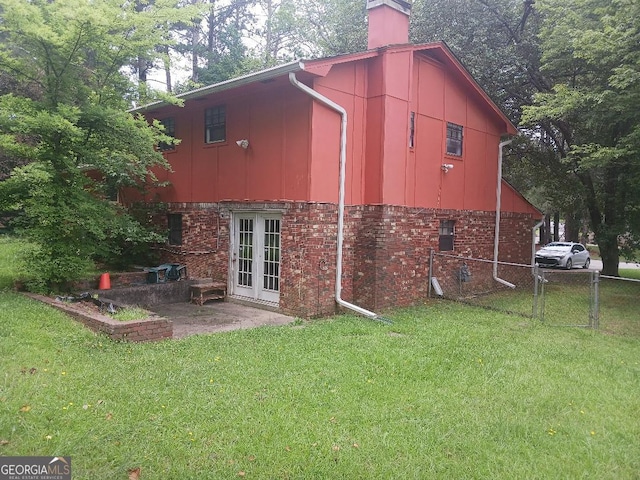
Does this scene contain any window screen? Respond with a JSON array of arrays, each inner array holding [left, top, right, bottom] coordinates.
[[205, 106, 226, 143], [439, 220, 455, 251], [446, 122, 463, 156], [158, 117, 176, 151], [168, 213, 183, 246]]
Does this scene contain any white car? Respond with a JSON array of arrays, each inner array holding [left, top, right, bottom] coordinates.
[[535, 242, 591, 269]]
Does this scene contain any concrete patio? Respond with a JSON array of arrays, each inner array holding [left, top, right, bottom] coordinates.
[[148, 300, 295, 338]]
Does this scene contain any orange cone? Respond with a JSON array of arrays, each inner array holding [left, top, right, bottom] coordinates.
[[98, 272, 111, 290]]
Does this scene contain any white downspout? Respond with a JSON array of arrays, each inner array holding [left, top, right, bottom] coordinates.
[[494, 139, 516, 289], [289, 72, 388, 321], [532, 218, 544, 270]]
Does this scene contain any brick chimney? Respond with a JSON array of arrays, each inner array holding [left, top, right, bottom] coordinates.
[[367, 0, 412, 49]]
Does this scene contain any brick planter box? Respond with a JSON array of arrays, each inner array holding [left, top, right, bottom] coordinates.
[[27, 293, 172, 342]]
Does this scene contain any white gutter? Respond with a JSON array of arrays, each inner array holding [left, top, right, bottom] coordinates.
[[288, 72, 388, 322], [494, 139, 516, 289]]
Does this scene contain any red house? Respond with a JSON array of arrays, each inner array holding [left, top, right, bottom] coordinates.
[[130, 0, 541, 318]]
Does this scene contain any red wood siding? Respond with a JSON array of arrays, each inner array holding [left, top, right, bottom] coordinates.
[[130, 85, 313, 204], [130, 44, 539, 218]]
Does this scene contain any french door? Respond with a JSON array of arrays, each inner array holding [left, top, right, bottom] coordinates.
[[232, 213, 281, 304]]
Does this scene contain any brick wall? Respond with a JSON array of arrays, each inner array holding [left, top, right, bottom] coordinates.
[[152, 203, 230, 282], [29, 294, 172, 342], [152, 202, 538, 317]]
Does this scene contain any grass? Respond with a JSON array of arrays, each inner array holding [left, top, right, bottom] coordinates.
[[619, 269, 640, 280], [2, 237, 640, 479], [0, 236, 25, 290], [109, 307, 153, 322], [449, 268, 639, 334]]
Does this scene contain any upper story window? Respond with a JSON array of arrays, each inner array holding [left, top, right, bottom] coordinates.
[[158, 117, 176, 152], [205, 105, 226, 144], [439, 220, 455, 251], [446, 122, 463, 157]]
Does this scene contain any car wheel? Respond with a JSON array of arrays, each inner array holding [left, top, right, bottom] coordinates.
[[583, 258, 590, 269], [565, 258, 573, 270]]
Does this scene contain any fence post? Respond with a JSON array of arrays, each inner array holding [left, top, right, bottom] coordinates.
[[539, 269, 546, 323], [591, 270, 600, 329], [533, 264, 539, 319]]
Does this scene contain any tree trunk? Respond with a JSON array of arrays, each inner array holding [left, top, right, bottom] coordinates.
[[579, 168, 621, 276], [264, 0, 274, 64], [581, 220, 590, 245], [207, 0, 216, 69], [163, 45, 172, 93], [553, 212, 560, 241], [191, 22, 199, 83], [564, 211, 580, 243], [597, 235, 620, 276], [542, 215, 551, 244]]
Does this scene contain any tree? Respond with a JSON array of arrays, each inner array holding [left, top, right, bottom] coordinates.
[[522, 0, 640, 275], [169, 0, 256, 88], [411, 0, 640, 274], [281, 0, 367, 57], [0, 0, 185, 291], [411, 1, 580, 239]]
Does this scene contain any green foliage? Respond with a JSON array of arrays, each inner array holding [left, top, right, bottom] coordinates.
[[0, 0, 179, 291], [411, 0, 543, 124], [290, 0, 367, 57], [522, 0, 640, 274], [411, 0, 640, 274], [0, 237, 30, 289]]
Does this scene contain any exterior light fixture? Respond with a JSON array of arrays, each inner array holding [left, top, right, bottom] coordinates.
[[441, 163, 454, 173], [236, 139, 249, 149]]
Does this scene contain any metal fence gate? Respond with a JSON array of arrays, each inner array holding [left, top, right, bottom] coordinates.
[[536, 269, 599, 328]]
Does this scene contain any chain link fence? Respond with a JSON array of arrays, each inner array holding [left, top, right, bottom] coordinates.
[[429, 252, 537, 318], [536, 269, 597, 328], [598, 275, 640, 336], [428, 252, 639, 335]]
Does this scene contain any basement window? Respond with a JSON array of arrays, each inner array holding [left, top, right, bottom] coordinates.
[[168, 213, 183, 246], [205, 105, 226, 144], [439, 220, 455, 251], [158, 117, 176, 151], [446, 122, 463, 157]]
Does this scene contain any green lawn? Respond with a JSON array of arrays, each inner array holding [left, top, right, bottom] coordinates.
[[2, 237, 640, 479], [619, 269, 640, 280]]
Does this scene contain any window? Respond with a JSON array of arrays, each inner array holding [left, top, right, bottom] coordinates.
[[446, 122, 463, 156], [105, 180, 119, 202], [439, 220, 455, 251], [158, 117, 176, 151], [168, 213, 182, 246], [409, 111, 415, 148], [205, 105, 226, 143]]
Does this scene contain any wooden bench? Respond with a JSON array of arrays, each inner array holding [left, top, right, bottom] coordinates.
[[190, 282, 227, 305]]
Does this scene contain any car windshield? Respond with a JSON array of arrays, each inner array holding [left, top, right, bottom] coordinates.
[[543, 243, 572, 251]]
